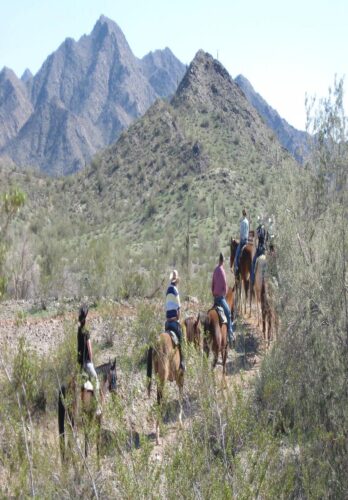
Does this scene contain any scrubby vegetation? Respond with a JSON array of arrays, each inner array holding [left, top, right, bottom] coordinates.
[[0, 81, 346, 498]]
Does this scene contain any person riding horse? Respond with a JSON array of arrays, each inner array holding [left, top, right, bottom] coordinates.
[[251, 216, 266, 285], [77, 304, 102, 415], [212, 252, 234, 348], [234, 208, 249, 276], [165, 270, 185, 371]]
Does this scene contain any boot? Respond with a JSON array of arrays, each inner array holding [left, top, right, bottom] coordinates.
[[178, 344, 186, 372]]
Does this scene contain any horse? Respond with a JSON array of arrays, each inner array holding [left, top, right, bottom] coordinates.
[[184, 314, 204, 351], [253, 254, 267, 326], [230, 237, 253, 316], [226, 285, 235, 321], [147, 333, 184, 445], [203, 307, 228, 380], [58, 359, 117, 463], [260, 280, 278, 346]]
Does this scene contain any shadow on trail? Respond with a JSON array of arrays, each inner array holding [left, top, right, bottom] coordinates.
[[225, 321, 261, 376], [163, 393, 199, 425]]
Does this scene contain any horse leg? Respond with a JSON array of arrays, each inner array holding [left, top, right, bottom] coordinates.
[[212, 345, 218, 369], [222, 344, 228, 386], [178, 380, 184, 429], [96, 414, 101, 468], [84, 428, 89, 458], [244, 277, 250, 316], [58, 386, 66, 463], [156, 382, 164, 445], [248, 279, 252, 317]]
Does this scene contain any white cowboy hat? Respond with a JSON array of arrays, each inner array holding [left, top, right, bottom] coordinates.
[[169, 269, 179, 282]]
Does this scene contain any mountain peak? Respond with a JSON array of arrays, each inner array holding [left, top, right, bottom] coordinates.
[[21, 68, 33, 83], [93, 15, 124, 37], [172, 50, 235, 109], [0, 66, 18, 81]]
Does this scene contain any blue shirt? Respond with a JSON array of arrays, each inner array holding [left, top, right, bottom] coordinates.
[[240, 217, 249, 242], [165, 282, 181, 319]]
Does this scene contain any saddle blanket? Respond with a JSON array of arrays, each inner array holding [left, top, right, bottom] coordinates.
[[215, 306, 227, 325], [83, 380, 94, 392], [167, 330, 179, 346]]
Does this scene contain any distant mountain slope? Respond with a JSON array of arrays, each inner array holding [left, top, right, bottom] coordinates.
[[68, 50, 297, 239], [141, 47, 186, 97], [0, 15, 185, 175], [235, 74, 309, 163]]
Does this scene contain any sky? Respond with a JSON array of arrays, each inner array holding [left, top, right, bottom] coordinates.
[[0, 0, 347, 131]]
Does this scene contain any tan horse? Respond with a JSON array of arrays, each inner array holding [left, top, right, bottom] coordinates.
[[147, 333, 184, 445], [253, 254, 267, 326], [230, 238, 253, 316]]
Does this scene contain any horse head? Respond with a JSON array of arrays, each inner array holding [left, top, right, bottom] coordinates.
[[230, 238, 239, 267], [108, 358, 117, 392]]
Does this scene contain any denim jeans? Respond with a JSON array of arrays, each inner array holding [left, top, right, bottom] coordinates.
[[165, 320, 182, 343], [214, 296, 233, 336], [234, 239, 247, 274]]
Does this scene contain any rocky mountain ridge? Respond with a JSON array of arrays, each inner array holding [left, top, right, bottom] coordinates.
[[235, 74, 309, 163], [0, 15, 186, 175]]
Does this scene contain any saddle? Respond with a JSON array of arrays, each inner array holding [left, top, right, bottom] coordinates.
[[80, 370, 94, 392], [83, 380, 94, 392], [166, 329, 179, 346], [213, 305, 227, 326]]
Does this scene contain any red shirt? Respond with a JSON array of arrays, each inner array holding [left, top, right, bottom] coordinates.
[[212, 264, 227, 297]]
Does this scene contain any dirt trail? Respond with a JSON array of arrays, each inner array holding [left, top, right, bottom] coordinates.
[[149, 311, 267, 461], [0, 299, 269, 466]]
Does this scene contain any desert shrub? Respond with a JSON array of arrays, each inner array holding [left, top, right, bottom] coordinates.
[[254, 79, 348, 496]]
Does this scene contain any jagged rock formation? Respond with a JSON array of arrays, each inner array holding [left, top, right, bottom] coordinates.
[[0, 15, 185, 175], [235, 74, 309, 163], [0, 67, 33, 149], [140, 47, 187, 97]]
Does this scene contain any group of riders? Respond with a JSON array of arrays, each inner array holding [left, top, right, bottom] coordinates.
[[77, 208, 276, 400]]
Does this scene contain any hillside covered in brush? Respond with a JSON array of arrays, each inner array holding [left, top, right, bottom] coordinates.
[[72, 50, 297, 238], [0, 50, 300, 301]]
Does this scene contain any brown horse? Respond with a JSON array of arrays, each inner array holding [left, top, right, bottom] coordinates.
[[203, 308, 228, 378], [202, 284, 236, 373], [147, 333, 184, 445], [226, 285, 235, 321], [58, 359, 117, 463], [230, 237, 253, 316], [253, 254, 267, 326], [260, 280, 278, 346], [184, 314, 204, 350]]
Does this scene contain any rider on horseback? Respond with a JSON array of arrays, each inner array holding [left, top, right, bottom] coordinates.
[[165, 270, 185, 371], [251, 216, 266, 285], [77, 304, 101, 414], [234, 208, 249, 276], [212, 252, 234, 348]]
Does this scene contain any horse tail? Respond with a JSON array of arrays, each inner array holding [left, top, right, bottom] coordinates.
[[147, 347, 153, 397], [58, 385, 66, 461]]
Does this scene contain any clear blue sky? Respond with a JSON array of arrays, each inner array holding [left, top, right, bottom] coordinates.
[[1, 0, 347, 131]]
